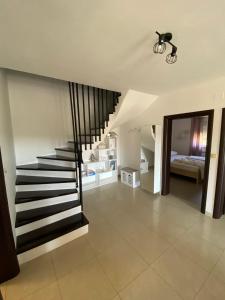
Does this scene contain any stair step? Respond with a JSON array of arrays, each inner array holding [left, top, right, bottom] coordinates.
[[16, 189, 78, 204], [80, 133, 100, 137], [37, 155, 77, 162], [16, 201, 80, 227], [16, 213, 89, 254], [70, 136, 95, 144], [16, 175, 76, 185], [67, 139, 94, 145], [55, 147, 75, 153], [17, 163, 76, 171]]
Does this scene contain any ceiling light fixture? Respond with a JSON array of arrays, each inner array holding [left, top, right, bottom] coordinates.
[[153, 31, 178, 64]]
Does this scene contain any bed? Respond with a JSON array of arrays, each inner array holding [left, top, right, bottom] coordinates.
[[170, 152, 205, 183]]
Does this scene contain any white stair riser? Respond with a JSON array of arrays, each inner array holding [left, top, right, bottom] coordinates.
[[55, 150, 75, 158], [16, 182, 76, 192], [38, 158, 76, 168], [67, 143, 91, 151], [16, 169, 75, 178], [16, 206, 82, 235], [16, 193, 79, 212], [18, 224, 88, 264]]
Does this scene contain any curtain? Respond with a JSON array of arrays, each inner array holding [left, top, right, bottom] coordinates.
[[189, 117, 208, 156]]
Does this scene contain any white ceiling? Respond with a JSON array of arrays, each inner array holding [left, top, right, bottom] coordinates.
[[0, 0, 225, 95]]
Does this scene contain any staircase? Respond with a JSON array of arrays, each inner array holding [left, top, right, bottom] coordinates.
[[15, 82, 121, 264]]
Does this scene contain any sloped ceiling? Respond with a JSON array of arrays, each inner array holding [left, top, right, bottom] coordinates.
[[0, 0, 225, 94], [112, 90, 157, 128]]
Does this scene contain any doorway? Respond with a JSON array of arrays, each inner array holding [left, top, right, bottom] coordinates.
[[162, 110, 214, 214]]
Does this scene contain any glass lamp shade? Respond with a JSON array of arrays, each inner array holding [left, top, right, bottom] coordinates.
[[153, 42, 166, 54], [166, 53, 177, 64]]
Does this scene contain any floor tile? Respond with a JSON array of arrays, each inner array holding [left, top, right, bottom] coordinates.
[[21, 282, 61, 300], [4, 254, 56, 300], [124, 227, 171, 265], [51, 236, 95, 279], [119, 267, 181, 300], [152, 247, 208, 300], [189, 217, 225, 250], [86, 221, 125, 254], [97, 239, 148, 291], [174, 231, 223, 271], [211, 251, 225, 284], [195, 274, 225, 300], [145, 212, 188, 243], [58, 258, 116, 300], [107, 210, 150, 239]]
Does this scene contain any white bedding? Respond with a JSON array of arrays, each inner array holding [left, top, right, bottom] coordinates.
[[170, 155, 205, 180]]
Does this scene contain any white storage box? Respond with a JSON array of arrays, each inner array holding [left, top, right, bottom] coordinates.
[[121, 167, 140, 188]]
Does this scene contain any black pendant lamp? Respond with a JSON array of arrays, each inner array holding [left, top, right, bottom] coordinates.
[[153, 31, 178, 64]]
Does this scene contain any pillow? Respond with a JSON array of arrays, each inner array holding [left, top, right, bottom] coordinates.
[[171, 150, 178, 156]]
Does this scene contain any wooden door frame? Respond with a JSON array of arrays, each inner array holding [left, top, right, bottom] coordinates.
[[0, 148, 20, 283], [213, 108, 225, 218], [162, 109, 214, 214]]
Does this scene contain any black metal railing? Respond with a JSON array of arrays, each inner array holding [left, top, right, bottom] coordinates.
[[68, 81, 121, 209]]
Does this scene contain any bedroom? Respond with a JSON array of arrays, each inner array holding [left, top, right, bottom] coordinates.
[[170, 115, 208, 210]]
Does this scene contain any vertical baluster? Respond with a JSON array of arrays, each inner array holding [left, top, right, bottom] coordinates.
[[68, 82, 78, 187], [75, 83, 82, 152], [105, 90, 109, 127], [97, 88, 101, 141], [87, 86, 92, 149], [75, 83, 83, 209], [101, 89, 105, 134], [93, 87, 97, 142], [82, 85, 87, 150], [72, 83, 79, 187]]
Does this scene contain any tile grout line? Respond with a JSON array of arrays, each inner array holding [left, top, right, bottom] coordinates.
[[150, 265, 186, 300], [49, 253, 63, 300], [194, 247, 225, 299]]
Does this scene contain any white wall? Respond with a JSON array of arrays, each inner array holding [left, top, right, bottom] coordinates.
[[118, 76, 225, 215], [119, 124, 141, 170], [171, 118, 192, 155], [7, 71, 72, 165], [0, 69, 17, 239]]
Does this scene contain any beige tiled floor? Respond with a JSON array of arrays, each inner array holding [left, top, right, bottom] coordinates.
[[2, 181, 225, 300]]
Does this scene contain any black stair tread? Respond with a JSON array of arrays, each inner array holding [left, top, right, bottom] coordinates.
[[16, 163, 76, 171], [16, 189, 78, 204], [16, 175, 76, 185], [16, 201, 80, 227], [37, 154, 77, 162], [16, 213, 89, 254]]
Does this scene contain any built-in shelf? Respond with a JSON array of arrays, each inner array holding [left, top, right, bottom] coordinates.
[[82, 136, 118, 191]]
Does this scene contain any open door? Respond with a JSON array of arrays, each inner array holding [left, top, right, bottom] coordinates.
[[0, 148, 19, 283]]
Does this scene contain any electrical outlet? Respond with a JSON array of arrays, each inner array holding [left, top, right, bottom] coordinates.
[[211, 153, 216, 158]]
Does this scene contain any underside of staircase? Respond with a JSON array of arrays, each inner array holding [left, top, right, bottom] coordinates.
[[15, 82, 121, 264]]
